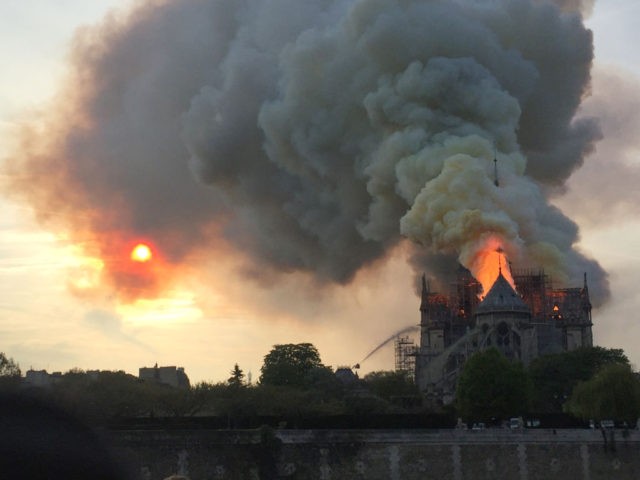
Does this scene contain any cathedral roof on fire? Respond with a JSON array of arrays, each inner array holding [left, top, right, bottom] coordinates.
[[475, 271, 530, 315]]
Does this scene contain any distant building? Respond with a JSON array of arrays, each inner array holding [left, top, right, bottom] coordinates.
[[139, 364, 190, 388], [23, 369, 63, 388], [335, 367, 359, 386], [24, 370, 53, 388]]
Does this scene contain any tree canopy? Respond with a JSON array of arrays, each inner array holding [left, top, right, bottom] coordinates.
[[0, 352, 21, 390], [259, 343, 327, 387], [0, 352, 20, 378], [363, 370, 418, 400], [565, 363, 640, 423], [528, 346, 629, 413], [456, 348, 531, 421]]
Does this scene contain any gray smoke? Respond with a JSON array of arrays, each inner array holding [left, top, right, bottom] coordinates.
[[548, 0, 595, 16], [3, 0, 608, 304]]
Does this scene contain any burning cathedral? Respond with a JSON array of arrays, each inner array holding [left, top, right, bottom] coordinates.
[[411, 265, 592, 402]]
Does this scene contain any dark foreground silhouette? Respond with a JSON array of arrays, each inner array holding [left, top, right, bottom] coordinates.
[[0, 393, 127, 479]]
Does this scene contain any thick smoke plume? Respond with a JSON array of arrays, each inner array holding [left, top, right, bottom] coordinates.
[[3, 0, 608, 304]]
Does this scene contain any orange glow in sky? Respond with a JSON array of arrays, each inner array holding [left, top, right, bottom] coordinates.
[[130, 243, 152, 263]]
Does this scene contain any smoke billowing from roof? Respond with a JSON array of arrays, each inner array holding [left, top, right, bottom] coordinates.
[[3, 0, 608, 304]]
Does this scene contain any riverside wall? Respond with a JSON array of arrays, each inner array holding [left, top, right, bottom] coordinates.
[[110, 427, 640, 480]]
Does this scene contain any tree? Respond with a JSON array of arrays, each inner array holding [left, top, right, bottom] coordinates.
[[565, 363, 640, 423], [528, 347, 630, 413], [48, 370, 151, 422], [456, 348, 532, 422], [259, 343, 326, 387], [0, 352, 21, 390], [228, 364, 245, 388], [0, 352, 20, 378], [87, 371, 151, 420], [363, 370, 419, 400]]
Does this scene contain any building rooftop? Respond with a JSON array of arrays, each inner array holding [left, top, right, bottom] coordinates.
[[475, 272, 530, 315]]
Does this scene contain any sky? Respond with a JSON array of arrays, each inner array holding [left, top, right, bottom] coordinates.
[[0, 0, 639, 384]]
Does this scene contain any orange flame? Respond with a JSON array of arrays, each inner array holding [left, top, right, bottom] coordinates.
[[467, 237, 516, 297]]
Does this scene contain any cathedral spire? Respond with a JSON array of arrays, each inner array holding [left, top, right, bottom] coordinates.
[[582, 271, 592, 316], [493, 146, 499, 187], [420, 273, 430, 310]]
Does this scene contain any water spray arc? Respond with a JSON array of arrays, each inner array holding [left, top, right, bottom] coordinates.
[[356, 325, 420, 367]]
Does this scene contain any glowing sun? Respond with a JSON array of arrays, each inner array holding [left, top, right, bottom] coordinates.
[[130, 243, 152, 263]]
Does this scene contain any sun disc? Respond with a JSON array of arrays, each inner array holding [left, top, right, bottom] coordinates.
[[131, 243, 152, 262]]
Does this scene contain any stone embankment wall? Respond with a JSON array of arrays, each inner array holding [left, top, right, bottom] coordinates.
[[111, 428, 640, 480]]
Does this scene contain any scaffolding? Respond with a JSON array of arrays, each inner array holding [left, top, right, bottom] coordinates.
[[395, 335, 417, 379], [512, 269, 551, 322]]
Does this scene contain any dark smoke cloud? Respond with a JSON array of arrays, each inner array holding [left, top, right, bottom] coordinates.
[[3, 0, 608, 304], [547, 0, 595, 16]]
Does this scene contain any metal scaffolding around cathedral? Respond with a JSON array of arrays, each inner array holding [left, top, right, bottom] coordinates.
[[413, 266, 593, 404], [395, 335, 416, 375]]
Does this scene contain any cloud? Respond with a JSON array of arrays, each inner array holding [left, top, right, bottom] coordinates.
[[84, 308, 153, 352]]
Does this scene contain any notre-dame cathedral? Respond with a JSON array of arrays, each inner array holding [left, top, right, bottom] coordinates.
[[412, 267, 592, 403]]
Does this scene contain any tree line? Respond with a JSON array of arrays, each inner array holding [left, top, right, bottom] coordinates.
[[456, 346, 640, 424], [0, 345, 419, 426], [1, 344, 638, 427]]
